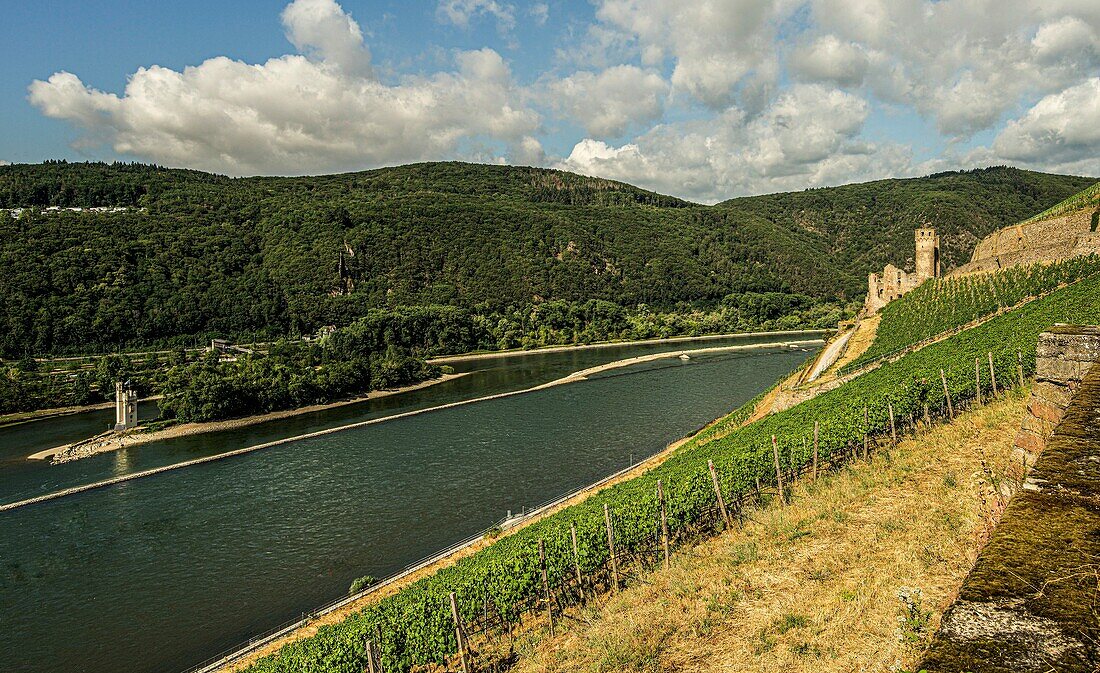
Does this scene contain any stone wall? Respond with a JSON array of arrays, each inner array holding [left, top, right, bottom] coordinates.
[[1012, 325, 1100, 466], [952, 208, 1100, 276], [920, 325, 1100, 672], [865, 229, 939, 314]]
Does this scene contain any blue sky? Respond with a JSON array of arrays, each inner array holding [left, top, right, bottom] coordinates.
[[3, 0, 1098, 202]]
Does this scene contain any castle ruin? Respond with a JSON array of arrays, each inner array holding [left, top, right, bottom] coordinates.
[[865, 228, 940, 314]]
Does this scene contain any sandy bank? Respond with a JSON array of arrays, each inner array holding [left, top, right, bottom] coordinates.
[[428, 329, 829, 364], [29, 373, 468, 462]]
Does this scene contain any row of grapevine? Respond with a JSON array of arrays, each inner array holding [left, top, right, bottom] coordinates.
[[845, 254, 1100, 373], [244, 273, 1100, 673], [1018, 180, 1100, 225]]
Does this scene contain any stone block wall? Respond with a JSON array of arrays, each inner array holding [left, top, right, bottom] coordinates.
[[1013, 325, 1100, 466], [953, 208, 1100, 276], [921, 325, 1100, 672]]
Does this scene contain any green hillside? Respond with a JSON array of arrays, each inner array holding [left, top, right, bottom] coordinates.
[[842, 254, 1100, 373], [0, 161, 1093, 357], [1019, 180, 1100, 224], [719, 167, 1096, 280]]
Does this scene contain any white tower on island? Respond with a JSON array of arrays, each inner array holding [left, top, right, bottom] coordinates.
[[114, 381, 138, 431]]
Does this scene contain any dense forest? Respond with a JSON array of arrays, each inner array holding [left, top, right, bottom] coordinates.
[[0, 295, 844, 416], [0, 161, 1093, 359]]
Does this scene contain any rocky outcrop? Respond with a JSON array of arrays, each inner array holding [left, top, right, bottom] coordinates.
[[51, 431, 128, 463]]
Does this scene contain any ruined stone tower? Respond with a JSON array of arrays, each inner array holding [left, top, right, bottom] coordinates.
[[914, 227, 940, 280], [114, 381, 138, 431], [865, 228, 940, 314]]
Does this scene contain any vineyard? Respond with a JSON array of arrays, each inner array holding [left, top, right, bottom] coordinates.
[[843, 254, 1100, 374], [242, 273, 1100, 673], [1019, 180, 1100, 225]]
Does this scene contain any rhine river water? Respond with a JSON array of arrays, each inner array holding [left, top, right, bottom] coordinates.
[[0, 334, 817, 673]]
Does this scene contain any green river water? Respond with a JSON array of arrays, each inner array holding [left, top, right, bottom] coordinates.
[[0, 334, 816, 673]]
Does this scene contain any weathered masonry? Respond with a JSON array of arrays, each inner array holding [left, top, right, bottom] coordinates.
[[1012, 326, 1100, 467], [920, 326, 1100, 672], [952, 206, 1100, 276], [864, 228, 939, 314]]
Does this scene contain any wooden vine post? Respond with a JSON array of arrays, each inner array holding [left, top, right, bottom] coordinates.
[[1017, 350, 1026, 388], [604, 504, 619, 592], [449, 592, 470, 673], [974, 357, 982, 405], [363, 637, 377, 673], [862, 406, 869, 459], [707, 460, 731, 528], [940, 369, 954, 419], [812, 421, 819, 482], [656, 479, 670, 570], [771, 435, 786, 504], [988, 352, 998, 397], [888, 402, 897, 448], [370, 640, 381, 673], [570, 522, 585, 601], [538, 539, 555, 636]]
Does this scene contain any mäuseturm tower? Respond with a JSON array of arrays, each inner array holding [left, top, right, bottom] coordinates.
[[114, 381, 138, 431], [865, 228, 940, 314]]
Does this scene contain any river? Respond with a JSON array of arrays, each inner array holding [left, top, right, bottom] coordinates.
[[0, 334, 816, 673]]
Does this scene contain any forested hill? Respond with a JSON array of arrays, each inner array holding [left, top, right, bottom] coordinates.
[[0, 161, 1092, 356], [719, 167, 1096, 279]]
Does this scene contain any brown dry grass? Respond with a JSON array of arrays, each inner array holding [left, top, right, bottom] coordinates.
[[824, 313, 881, 379], [495, 390, 1026, 673]]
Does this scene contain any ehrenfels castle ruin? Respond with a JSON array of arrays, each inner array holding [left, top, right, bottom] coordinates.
[[865, 228, 940, 314]]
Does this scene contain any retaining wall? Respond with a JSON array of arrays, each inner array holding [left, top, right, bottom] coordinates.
[[953, 208, 1100, 276], [920, 325, 1100, 672], [1012, 325, 1100, 466]]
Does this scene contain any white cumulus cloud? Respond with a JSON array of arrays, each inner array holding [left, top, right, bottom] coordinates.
[[992, 77, 1100, 172], [281, 0, 372, 77], [558, 84, 908, 202], [545, 65, 668, 137], [27, 0, 538, 175], [593, 0, 795, 110], [805, 0, 1100, 136], [789, 36, 869, 88]]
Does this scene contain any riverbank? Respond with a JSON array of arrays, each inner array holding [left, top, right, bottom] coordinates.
[[216, 406, 720, 673], [200, 340, 820, 672], [428, 329, 829, 363], [29, 373, 469, 463], [1, 330, 826, 432], [4, 339, 820, 513]]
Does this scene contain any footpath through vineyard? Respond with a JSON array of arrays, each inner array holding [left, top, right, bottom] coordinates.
[[241, 273, 1100, 673]]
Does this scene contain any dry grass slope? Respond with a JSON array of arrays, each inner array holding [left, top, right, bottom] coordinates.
[[497, 391, 1027, 673]]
